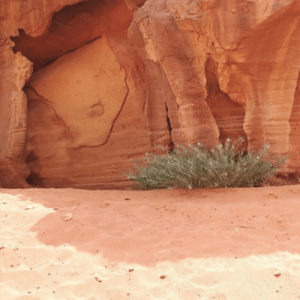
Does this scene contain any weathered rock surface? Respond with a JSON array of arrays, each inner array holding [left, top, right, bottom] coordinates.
[[1, 0, 300, 188]]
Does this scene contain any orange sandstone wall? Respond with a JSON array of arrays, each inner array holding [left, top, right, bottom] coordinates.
[[0, 0, 84, 187], [1, 0, 300, 188]]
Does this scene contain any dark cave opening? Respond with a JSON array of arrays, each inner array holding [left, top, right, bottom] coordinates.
[[25, 151, 44, 187], [26, 171, 44, 187]]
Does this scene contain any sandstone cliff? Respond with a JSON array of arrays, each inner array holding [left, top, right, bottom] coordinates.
[[1, 0, 300, 189]]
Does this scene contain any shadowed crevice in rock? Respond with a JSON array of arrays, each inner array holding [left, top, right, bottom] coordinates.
[[141, 60, 180, 151], [25, 171, 44, 187], [205, 56, 247, 148], [25, 151, 44, 187], [12, 29, 103, 71], [165, 105, 175, 151], [11, 0, 126, 71], [25, 150, 39, 164]]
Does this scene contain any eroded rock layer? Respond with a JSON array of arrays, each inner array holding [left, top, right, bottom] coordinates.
[[1, 0, 300, 188]]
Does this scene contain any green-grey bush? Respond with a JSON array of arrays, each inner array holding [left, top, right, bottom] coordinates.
[[126, 137, 286, 190]]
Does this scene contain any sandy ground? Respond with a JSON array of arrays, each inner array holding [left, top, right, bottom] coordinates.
[[1, 185, 300, 299]]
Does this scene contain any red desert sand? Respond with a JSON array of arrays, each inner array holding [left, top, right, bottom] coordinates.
[[1, 185, 300, 299]]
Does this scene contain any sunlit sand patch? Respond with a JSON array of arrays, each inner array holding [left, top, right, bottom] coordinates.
[[1, 191, 300, 299]]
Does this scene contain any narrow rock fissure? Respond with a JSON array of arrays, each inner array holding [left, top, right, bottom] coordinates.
[[166, 105, 175, 152]]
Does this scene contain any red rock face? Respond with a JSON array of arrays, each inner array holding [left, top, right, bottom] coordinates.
[[1, 0, 300, 188]]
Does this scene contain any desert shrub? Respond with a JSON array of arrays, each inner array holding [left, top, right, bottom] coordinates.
[[126, 137, 286, 190]]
